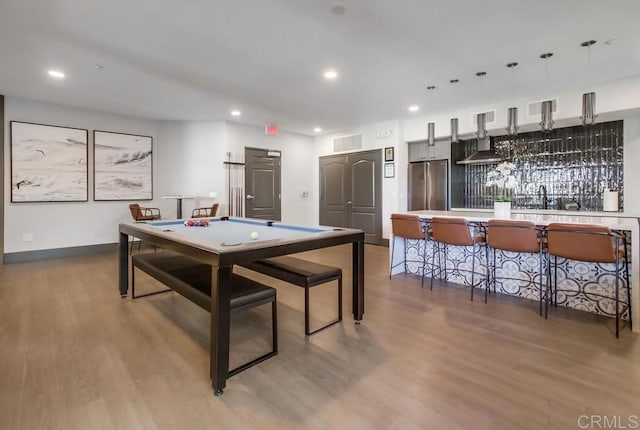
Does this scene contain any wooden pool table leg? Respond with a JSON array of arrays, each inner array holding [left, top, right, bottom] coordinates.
[[210, 265, 232, 396], [352, 240, 365, 323], [119, 232, 129, 297]]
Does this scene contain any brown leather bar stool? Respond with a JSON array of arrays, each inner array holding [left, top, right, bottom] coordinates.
[[429, 217, 489, 301], [390, 214, 430, 287], [546, 223, 632, 337], [486, 220, 546, 315]]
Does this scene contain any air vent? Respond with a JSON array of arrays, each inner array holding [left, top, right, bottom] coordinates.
[[528, 99, 558, 116], [472, 110, 496, 124], [333, 134, 363, 152]]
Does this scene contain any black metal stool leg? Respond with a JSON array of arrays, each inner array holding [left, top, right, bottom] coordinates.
[[615, 238, 620, 338], [389, 235, 395, 279], [430, 241, 438, 290], [470, 244, 476, 302], [554, 255, 558, 308], [623, 237, 632, 331], [421, 237, 428, 288], [484, 245, 489, 303]]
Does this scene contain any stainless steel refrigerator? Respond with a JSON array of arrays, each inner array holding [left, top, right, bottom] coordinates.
[[408, 160, 448, 210]]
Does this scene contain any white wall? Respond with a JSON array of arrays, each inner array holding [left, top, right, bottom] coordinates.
[[311, 76, 640, 240], [4, 106, 315, 254], [225, 122, 314, 225], [312, 119, 401, 239], [155, 120, 228, 217], [623, 114, 640, 215], [400, 76, 640, 213], [4, 97, 159, 253], [156, 120, 315, 225]]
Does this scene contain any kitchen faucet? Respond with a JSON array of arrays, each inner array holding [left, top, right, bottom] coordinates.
[[538, 185, 548, 209]]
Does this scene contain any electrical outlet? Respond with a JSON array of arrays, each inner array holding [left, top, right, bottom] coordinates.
[[22, 233, 33, 242]]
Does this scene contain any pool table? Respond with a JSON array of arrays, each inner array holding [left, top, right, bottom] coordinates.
[[118, 217, 365, 395]]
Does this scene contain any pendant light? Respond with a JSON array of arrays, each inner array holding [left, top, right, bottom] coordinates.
[[450, 118, 459, 143], [427, 122, 435, 146], [449, 78, 460, 144], [581, 40, 597, 126], [540, 100, 554, 132], [539, 52, 554, 132], [475, 72, 488, 139], [506, 62, 519, 136]]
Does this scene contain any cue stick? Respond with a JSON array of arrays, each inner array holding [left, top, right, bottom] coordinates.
[[227, 154, 231, 217]]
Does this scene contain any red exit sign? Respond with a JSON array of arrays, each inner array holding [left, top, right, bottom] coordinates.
[[265, 124, 278, 136]]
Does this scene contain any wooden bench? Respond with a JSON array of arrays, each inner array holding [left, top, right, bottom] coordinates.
[[131, 251, 277, 377], [239, 256, 342, 335]]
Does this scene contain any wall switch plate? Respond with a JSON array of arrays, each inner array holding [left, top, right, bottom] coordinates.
[[22, 233, 33, 242]]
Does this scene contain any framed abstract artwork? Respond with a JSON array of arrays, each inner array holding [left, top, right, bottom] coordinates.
[[10, 121, 88, 202], [93, 130, 153, 201]]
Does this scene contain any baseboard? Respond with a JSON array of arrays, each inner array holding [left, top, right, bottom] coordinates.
[[4, 238, 389, 263], [4, 242, 124, 264]]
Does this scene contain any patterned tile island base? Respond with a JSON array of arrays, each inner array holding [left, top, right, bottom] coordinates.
[[403, 237, 631, 319]]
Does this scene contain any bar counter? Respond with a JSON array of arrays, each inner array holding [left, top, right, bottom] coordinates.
[[390, 209, 639, 332]]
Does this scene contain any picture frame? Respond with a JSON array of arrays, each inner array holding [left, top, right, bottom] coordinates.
[[384, 162, 395, 178], [93, 130, 153, 201], [384, 146, 395, 162], [10, 121, 88, 202]]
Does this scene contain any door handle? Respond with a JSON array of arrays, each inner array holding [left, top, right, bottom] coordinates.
[[346, 201, 352, 204], [246, 194, 255, 200]]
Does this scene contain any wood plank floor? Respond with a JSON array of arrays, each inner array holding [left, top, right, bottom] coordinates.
[[1, 244, 639, 429]]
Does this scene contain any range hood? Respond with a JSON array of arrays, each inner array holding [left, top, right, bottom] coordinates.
[[456, 137, 503, 165], [456, 113, 503, 165]]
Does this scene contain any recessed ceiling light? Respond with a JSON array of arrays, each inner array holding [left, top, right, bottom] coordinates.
[[230, 110, 241, 117], [408, 105, 420, 113], [323, 69, 339, 80], [330, 2, 346, 15], [47, 70, 65, 79], [313, 127, 323, 133]]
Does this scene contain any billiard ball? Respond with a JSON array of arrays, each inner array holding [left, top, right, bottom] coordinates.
[[250, 231, 259, 240]]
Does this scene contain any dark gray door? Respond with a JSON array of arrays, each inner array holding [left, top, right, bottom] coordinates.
[[245, 147, 281, 221], [319, 150, 382, 245], [319, 155, 348, 228]]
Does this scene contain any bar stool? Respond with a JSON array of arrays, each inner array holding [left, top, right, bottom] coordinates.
[[390, 214, 430, 287], [429, 217, 489, 301], [546, 223, 632, 338], [486, 220, 546, 315]]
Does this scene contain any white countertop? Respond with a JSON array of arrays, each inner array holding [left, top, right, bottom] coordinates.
[[404, 209, 638, 230], [451, 208, 639, 218]]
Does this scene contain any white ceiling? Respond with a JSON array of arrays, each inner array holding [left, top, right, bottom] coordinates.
[[1, 0, 639, 135]]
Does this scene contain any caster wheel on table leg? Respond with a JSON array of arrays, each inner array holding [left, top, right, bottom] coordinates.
[[214, 389, 224, 396], [355, 320, 362, 325], [120, 294, 127, 299]]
